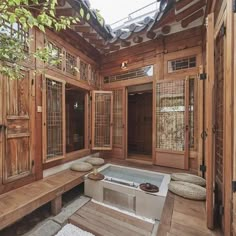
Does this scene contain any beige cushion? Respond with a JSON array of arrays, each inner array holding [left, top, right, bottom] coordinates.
[[168, 181, 206, 200], [86, 157, 105, 166], [70, 162, 93, 172], [171, 173, 206, 186]]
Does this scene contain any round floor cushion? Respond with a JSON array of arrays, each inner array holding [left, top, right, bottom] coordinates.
[[70, 162, 93, 172], [171, 173, 206, 186], [86, 157, 105, 166], [168, 181, 206, 200]]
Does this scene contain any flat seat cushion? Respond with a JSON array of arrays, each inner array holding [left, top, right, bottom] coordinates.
[[168, 181, 206, 200], [86, 157, 105, 166], [171, 173, 206, 186], [71, 162, 93, 172]]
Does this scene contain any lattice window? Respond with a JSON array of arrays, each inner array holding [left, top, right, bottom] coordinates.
[[168, 56, 196, 73], [113, 90, 123, 146], [46, 78, 63, 160], [80, 60, 89, 81], [48, 42, 62, 70], [0, 21, 29, 51], [189, 79, 195, 149], [104, 65, 153, 84], [66, 52, 76, 76], [90, 67, 97, 85], [214, 29, 224, 186], [92, 91, 113, 150], [156, 80, 185, 151]]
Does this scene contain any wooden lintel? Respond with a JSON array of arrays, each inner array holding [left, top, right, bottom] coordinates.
[[176, 0, 206, 22], [133, 36, 143, 44], [175, 0, 194, 11], [161, 25, 171, 34], [121, 40, 131, 47], [181, 9, 204, 28], [56, 8, 76, 17], [146, 31, 156, 39]]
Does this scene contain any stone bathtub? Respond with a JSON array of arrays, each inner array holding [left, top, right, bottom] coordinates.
[[84, 164, 170, 220]]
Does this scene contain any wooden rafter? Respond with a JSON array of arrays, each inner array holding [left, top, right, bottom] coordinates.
[[176, 0, 206, 22], [83, 32, 99, 40], [56, 8, 77, 17], [146, 31, 156, 39], [175, 0, 194, 11], [57, 0, 66, 7], [73, 26, 91, 33], [133, 36, 143, 44], [121, 40, 131, 47], [181, 9, 204, 28], [161, 25, 171, 34]]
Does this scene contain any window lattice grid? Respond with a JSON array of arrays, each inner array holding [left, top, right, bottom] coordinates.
[[0, 20, 29, 51], [189, 79, 195, 149], [94, 93, 112, 148], [90, 68, 97, 85], [48, 42, 62, 70], [104, 65, 154, 84], [46, 79, 63, 159], [168, 56, 196, 73], [113, 90, 123, 146], [80, 61, 89, 81], [66, 52, 76, 76], [156, 80, 185, 151]]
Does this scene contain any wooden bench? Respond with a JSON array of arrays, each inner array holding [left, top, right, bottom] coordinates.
[[0, 169, 88, 230]]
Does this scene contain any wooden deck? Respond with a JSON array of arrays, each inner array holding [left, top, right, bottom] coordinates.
[[0, 169, 87, 231], [157, 192, 222, 236], [69, 201, 154, 236]]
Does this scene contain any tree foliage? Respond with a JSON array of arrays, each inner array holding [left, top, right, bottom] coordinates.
[[0, 0, 82, 79]]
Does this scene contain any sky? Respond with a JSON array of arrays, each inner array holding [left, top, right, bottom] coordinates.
[[89, 0, 157, 26]]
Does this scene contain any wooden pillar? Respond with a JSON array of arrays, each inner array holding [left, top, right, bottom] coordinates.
[[223, 0, 234, 234]]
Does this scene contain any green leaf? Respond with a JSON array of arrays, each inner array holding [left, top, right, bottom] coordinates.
[[80, 8, 84, 18]]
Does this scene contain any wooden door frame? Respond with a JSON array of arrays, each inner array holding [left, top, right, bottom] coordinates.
[[125, 82, 153, 161]]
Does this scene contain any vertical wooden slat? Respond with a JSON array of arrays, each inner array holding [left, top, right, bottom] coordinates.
[[205, 13, 215, 230], [223, 0, 234, 234]]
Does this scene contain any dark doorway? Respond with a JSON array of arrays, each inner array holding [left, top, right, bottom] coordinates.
[[128, 86, 152, 160]]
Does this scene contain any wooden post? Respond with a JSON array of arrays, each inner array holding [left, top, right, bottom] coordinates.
[[223, 0, 234, 234], [51, 195, 62, 216], [205, 13, 215, 230]]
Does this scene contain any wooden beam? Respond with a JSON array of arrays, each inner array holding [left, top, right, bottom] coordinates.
[[108, 45, 120, 51], [181, 9, 204, 28], [176, 0, 206, 22], [56, 8, 76, 17], [146, 31, 156, 39], [175, 0, 194, 11], [161, 25, 171, 34], [133, 36, 143, 44]]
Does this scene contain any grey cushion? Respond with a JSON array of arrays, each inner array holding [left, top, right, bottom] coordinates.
[[70, 162, 93, 172], [168, 181, 206, 200], [86, 157, 105, 166], [171, 173, 206, 186]]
